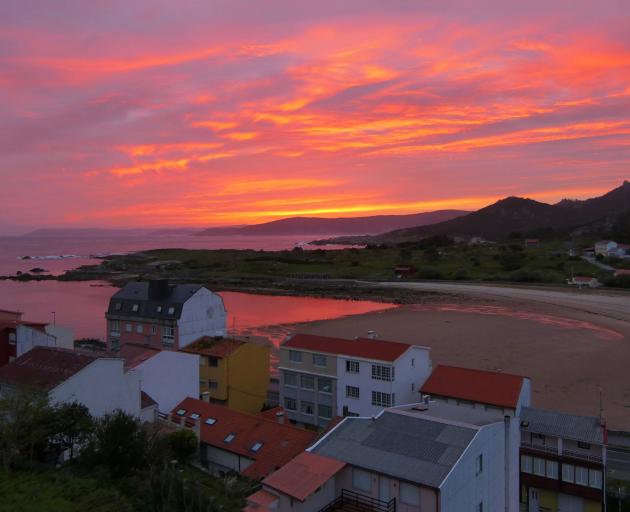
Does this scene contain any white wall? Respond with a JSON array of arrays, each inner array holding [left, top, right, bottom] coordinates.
[[51, 358, 141, 418], [335, 346, 431, 417], [516, 379, 532, 415], [439, 421, 518, 512], [203, 444, 253, 475], [275, 477, 337, 512], [132, 350, 199, 412], [44, 324, 75, 350], [16, 325, 56, 357], [178, 288, 227, 348]]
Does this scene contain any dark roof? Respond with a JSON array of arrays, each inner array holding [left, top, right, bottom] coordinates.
[[141, 391, 158, 409], [420, 365, 527, 409], [0, 346, 97, 391], [181, 337, 245, 359], [282, 334, 414, 362], [311, 410, 478, 489], [107, 281, 206, 320], [520, 407, 604, 444], [171, 398, 316, 479]]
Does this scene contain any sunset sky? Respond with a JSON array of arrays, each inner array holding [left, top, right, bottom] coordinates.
[[1, 0, 629, 232]]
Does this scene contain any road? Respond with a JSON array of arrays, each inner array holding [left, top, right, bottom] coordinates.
[[370, 281, 630, 323], [582, 255, 616, 271]]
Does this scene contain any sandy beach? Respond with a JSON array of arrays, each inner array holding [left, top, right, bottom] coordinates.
[[297, 283, 630, 430]]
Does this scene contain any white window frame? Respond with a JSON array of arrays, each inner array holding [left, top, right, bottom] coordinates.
[[346, 360, 360, 373], [289, 350, 302, 363], [300, 401, 314, 416], [8, 332, 16, 345], [589, 469, 602, 489], [371, 364, 393, 382], [346, 386, 360, 399], [371, 391, 393, 407], [300, 374, 315, 390], [125, 323, 132, 333], [575, 466, 588, 486], [317, 378, 332, 394], [136, 324, 143, 334], [520, 455, 532, 474], [546, 460, 558, 480], [284, 371, 297, 387], [151, 324, 157, 335], [284, 397, 297, 411], [132, 304, 139, 312], [533, 457, 545, 477], [318, 404, 332, 419], [562, 463, 575, 483], [168, 306, 175, 315]]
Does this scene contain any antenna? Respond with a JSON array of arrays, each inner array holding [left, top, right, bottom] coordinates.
[[599, 385, 604, 425]]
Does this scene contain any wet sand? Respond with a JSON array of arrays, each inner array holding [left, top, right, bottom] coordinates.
[[296, 293, 630, 430]]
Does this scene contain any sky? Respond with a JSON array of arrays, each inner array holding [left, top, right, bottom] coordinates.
[[1, 0, 629, 232]]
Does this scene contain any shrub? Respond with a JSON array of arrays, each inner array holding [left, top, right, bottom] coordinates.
[[168, 429, 198, 465]]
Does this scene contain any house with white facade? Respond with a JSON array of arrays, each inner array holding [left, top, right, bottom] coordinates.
[[105, 280, 227, 352], [120, 342, 199, 413], [594, 240, 617, 257], [279, 334, 432, 428], [0, 346, 140, 418], [567, 276, 602, 288], [248, 400, 519, 512]]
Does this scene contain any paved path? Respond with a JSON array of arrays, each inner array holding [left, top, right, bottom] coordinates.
[[369, 281, 630, 323], [582, 256, 616, 271]]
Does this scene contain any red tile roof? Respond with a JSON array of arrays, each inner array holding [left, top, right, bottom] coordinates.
[[171, 398, 317, 479], [181, 337, 245, 358], [141, 391, 158, 409], [245, 489, 279, 512], [119, 342, 161, 369], [614, 269, 630, 277], [283, 334, 412, 362], [263, 452, 346, 501], [0, 346, 97, 391], [420, 365, 527, 409]]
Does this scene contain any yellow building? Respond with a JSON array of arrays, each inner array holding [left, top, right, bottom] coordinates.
[[182, 336, 270, 414]]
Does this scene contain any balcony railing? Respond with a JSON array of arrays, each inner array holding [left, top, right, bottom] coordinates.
[[319, 490, 396, 512], [521, 442, 604, 464], [521, 441, 558, 455]]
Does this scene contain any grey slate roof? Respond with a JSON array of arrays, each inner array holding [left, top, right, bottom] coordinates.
[[310, 410, 478, 489], [520, 407, 604, 445], [107, 281, 203, 320]]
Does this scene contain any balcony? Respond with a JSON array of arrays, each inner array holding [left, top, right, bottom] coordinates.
[[521, 442, 604, 464], [319, 490, 396, 512], [521, 441, 558, 456]]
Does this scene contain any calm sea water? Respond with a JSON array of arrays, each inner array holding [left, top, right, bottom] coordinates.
[[0, 234, 392, 346]]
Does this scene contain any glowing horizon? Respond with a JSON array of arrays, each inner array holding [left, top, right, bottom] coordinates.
[[1, 1, 629, 231]]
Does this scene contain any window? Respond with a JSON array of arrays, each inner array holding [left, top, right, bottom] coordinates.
[[577, 441, 591, 450], [168, 307, 175, 315], [204, 417, 217, 425], [533, 458, 545, 477], [575, 466, 588, 486], [411, 358, 415, 367], [312, 353, 327, 367], [156, 306, 162, 313], [208, 380, 218, 389], [163, 326, 175, 344], [289, 350, 302, 363], [346, 360, 360, 373], [190, 413, 200, 420], [562, 464, 575, 483], [132, 304, 139, 312], [317, 378, 332, 393], [151, 325, 157, 335], [199, 379, 207, 388], [300, 401, 314, 415], [8, 333, 16, 345], [208, 357, 218, 367], [520, 455, 532, 474], [176, 408, 186, 416], [371, 391, 393, 407], [301, 375, 314, 390], [136, 324, 143, 334], [284, 372, 297, 387], [125, 323, 132, 333], [411, 383, 415, 392], [589, 469, 602, 489], [110, 320, 120, 333], [346, 386, 360, 399], [224, 433, 235, 443], [476, 454, 483, 476], [284, 397, 297, 411], [352, 468, 371, 492], [115, 302, 122, 311], [400, 483, 420, 506], [533, 433, 545, 441], [371, 364, 393, 381], [251, 442, 264, 452], [546, 460, 558, 479], [318, 405, 332, 419]]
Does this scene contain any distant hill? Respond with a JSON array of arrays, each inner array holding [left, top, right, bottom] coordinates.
[[319, 181, 630, 244], [197, 210, 468, 237]]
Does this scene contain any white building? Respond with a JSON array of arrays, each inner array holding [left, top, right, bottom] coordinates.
[[248, 401, 519, 512], [279, 334, 432, 428], [120, 342, 199, 413], [594, 240, 617, 257], [0, 346, 140, 418], [106, 280, 227, 352]]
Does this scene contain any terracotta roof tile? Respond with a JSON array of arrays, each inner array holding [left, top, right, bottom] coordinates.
[[119, 343, 161, 369], [0, 346, 97, 391], [171, 398, 316, 479], [181, 337, 245, 359], [141, 391, 158, 409], [283, 334, 412, 362], [420, 365, 527, 409]]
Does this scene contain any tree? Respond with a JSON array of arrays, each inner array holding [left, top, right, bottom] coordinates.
[[48, 402, 94, 461], [168, 429, 198, 465], [422, 246, 440, 264]]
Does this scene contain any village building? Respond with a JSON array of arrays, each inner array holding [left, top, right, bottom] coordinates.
[[166, 397, 316, 479], [567, 276, 601, 289], [594, 240, 618, 257], [519, 407, 606, 512], [251, 401, 519, 512], [524, 239, 541, 248], [279, 334, 432, 428], [181, 336, 270, 414], [0, 346, 141, 418], [105, 280, 227, 352], [419, 364, 532, 416]]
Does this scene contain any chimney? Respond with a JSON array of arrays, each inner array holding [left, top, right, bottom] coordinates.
[[276, 411, 285, 425], [148, 279, 170, 299]]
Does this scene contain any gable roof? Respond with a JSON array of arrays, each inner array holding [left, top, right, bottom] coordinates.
[[282, 334, 413, 362], [420, 365, 526, 409], [107, 281, 206, 320], [263, 452, 346, 501], [141, 391, 158, 409], [310, 410, 478, 489], [119, 342, 161, 369], [520, 407, 604, 444], [171, 398, 317, 479], [0, 346, 98, 391], [181, 336, 245, 359]]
